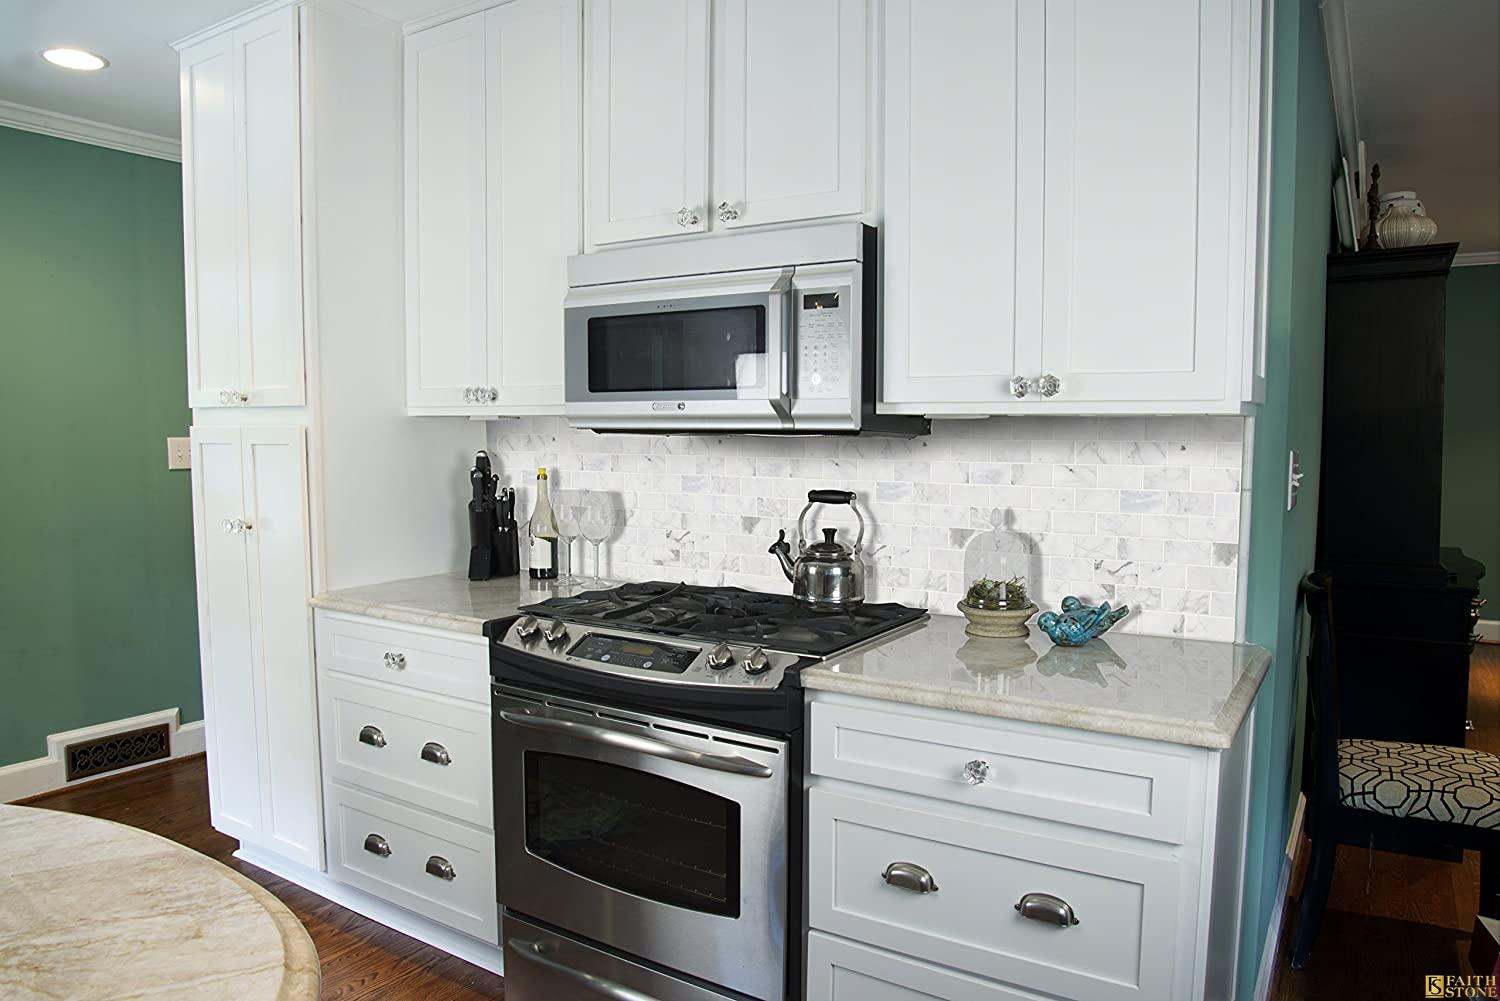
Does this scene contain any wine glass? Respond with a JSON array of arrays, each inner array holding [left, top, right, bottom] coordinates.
[[552, 490, 582, 586], [578, 490, 620, 586]]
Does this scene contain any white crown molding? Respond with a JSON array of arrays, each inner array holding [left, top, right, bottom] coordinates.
[[0, 709, 205, 804], [1455, 251, 1500, 268], [172, 0, 303, 50], [1320, 0, 1361, 165], [404, 0, 499, 34], [0, 100, 180, 162]]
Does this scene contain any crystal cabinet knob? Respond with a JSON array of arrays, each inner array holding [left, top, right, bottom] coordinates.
[[717, 201, 741, 223], [382, 651, 406, 671], [1038, 374, 1061, 398], [676, 206, 701, 228], [462, 387, 475, 404], [482, 387, 498, 403], [218, 389, 249, 405], [1009, 376, 1030, 399], [962, 759, 990, 785], [221, 518, 251, 535]]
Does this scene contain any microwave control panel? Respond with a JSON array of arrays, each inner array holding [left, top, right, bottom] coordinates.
[[795, 287, 852, 399]]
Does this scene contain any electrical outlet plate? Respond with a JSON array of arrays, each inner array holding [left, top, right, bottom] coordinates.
[[167, 437, 192, 470], [1287, 449, 1303, 511]]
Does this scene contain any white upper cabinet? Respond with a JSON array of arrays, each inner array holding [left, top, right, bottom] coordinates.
[[585, 0, 709, 245], [404, 14, 489, 410], [712, 0, 867, 230], [404, 0, 581, 415], [881, 0, 1042, 410], [880, 0, 1264, 416], [179, 6, 305, 409]]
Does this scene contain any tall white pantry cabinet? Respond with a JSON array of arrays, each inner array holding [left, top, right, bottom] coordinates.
[[177, 0, 483, 887]]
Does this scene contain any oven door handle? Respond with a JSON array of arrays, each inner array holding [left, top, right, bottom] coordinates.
[[498, 709, 774, 778], [506, 937, 660, 1001]]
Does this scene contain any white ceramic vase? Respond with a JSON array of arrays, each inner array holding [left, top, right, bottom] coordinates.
[[1375, 191, 1439, 248]]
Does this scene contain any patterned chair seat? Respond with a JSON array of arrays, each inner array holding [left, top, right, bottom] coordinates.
[[1339, 738, 1500, 830]]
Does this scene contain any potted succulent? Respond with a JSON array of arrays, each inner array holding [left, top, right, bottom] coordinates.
[[957, 575, 1038, 638]]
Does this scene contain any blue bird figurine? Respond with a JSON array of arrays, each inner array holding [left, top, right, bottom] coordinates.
[[1037, 596, 1130, 646]]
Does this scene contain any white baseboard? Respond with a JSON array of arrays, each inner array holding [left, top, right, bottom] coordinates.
[[0, 709, 206, 804], [1477, 619, 1499, 645], [1253, 793, 1307, 1001], [234, 845, 504, 975]]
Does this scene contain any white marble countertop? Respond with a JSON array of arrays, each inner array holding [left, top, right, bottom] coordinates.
[[311, 573, 1270, 747], [0, 804, 319, 1001], [310, 571, 580, 633], [804, 613, 1271, 748]]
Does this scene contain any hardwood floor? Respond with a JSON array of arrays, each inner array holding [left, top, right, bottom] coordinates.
[[22, 758, 506, 1000], [1272, 642, 1500, 1000]]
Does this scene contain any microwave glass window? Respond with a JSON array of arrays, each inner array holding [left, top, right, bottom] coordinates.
[[587, 306, 766, 393], [524, 751, 741, 917]]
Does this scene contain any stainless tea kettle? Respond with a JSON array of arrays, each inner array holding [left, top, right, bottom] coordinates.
[[769, 489, 866, 610]]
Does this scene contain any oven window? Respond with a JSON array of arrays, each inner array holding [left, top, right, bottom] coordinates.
[[587, 306, 766, 393], [524, 752, 741, 917]]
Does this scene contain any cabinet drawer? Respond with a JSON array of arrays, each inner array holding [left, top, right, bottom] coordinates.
[[323, 675, 491, 829], [326, 783, 497, 943], [808, 932, 1047, 1001], [316, 611, 488, 702], [810, 700, 1192, 844], [808, 786, 1180, 1001]]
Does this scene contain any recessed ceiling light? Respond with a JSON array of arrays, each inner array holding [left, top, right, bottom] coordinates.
[[42, 48, 109, 72]]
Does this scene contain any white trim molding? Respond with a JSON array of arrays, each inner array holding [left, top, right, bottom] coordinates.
[[1455, 252, 1500, 268], [172, 0, 303, 49], [1477, 619, 1500, 645], [0, 100, 180, 161], [0, 709, 205, 804], [1254, 792, 1307, 1001]]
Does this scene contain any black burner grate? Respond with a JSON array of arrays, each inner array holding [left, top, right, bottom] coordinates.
[[519, 582, 926, 657]]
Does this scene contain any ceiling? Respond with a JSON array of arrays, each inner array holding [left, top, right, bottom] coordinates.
[[1337, 0, 1500, 257]]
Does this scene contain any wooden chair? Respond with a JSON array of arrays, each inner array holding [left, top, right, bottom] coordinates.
[[1292, 572, 1500, 967]]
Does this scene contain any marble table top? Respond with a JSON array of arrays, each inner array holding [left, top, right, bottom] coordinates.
[[803, 613, 1271, 748], [0, 805, 319, 1001], [311, 571, 580, 633]]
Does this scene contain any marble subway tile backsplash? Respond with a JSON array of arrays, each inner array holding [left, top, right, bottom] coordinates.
[[485, 416, 1246, 641]]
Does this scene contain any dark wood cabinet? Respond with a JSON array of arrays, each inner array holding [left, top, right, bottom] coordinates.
[[1317, 243, 1485, 748]]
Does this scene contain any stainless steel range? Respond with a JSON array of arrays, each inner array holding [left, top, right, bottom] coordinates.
[[485, 582, 926, 1001]]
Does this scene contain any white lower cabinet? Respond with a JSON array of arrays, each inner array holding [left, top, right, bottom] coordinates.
[[806, 692, 1249, 1001], [314, 611, 498, 945], [190, 426, 322, 868]]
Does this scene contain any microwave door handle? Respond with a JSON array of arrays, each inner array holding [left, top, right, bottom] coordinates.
[[768, 280, 792, 417], [497, 710, 773, 778]]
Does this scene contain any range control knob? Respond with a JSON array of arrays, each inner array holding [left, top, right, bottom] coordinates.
[[542, 618, 569, 645], [514, 615, 541, 641], [743, 647, 771, 675], [706, 642, 735, 671]]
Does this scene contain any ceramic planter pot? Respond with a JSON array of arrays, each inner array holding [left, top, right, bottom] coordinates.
[[957, 600, 1037, 638]]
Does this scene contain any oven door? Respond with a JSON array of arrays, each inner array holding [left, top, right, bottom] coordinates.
[[494, 686, 788, 1001], [564, 268, 793, 432]]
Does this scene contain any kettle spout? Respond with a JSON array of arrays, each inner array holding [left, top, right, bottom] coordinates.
[[768, 529, 796, 582]]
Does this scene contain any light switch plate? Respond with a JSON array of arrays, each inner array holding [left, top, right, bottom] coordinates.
[[1287, 449, 1303, 511], [167, 437, 192, 470]]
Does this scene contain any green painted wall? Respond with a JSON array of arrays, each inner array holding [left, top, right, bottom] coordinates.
[[1237, 0, 1338, 992], [0, 126, 201, 768], [1442, 264, 1499, 607]]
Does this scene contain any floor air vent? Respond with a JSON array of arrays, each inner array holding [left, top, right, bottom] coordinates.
[[65, 723, 171, 781]]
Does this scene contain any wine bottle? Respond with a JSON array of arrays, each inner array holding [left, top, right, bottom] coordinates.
[[528, 467, 559, 580]]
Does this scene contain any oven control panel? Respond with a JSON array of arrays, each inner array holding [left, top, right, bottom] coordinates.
[[795, 286, 851, 400], [567, 634, 698, 674]]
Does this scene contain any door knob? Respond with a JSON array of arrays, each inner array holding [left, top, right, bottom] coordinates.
[[962, 759, 990, 785], [1038, 374, 1061, 397], [1008, 376, 1030, 399]]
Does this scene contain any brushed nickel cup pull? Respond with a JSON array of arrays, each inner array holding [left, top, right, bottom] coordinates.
[[881, 861, 939, 894], [1015, 891, 1079, 927], [363, 833, 391, 858], [358, 725, 387, 748], [425, 855, 457, 881], [420, 741, 452, 766]]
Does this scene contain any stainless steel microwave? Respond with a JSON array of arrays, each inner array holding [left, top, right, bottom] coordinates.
[[563, 223, 927, 435]]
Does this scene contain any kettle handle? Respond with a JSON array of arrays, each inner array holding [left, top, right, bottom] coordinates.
[[796, 490, 866, 554]]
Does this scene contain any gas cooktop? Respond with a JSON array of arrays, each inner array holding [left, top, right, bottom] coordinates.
[[517, 580, 927, 657]]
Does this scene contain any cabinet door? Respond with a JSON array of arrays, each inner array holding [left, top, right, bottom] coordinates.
[[880, 0, 1044, 412], [1038, 0, 1236, 405], [231, 8, 305, 407], [405, 14, 490, 410], [585, 0, 710, 245], [180, 34, 243, 409], [713, 0, 866, 230], [189, 427, 262, 844], [241, 427, 321, 868], [484, 0, 580, 412]]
